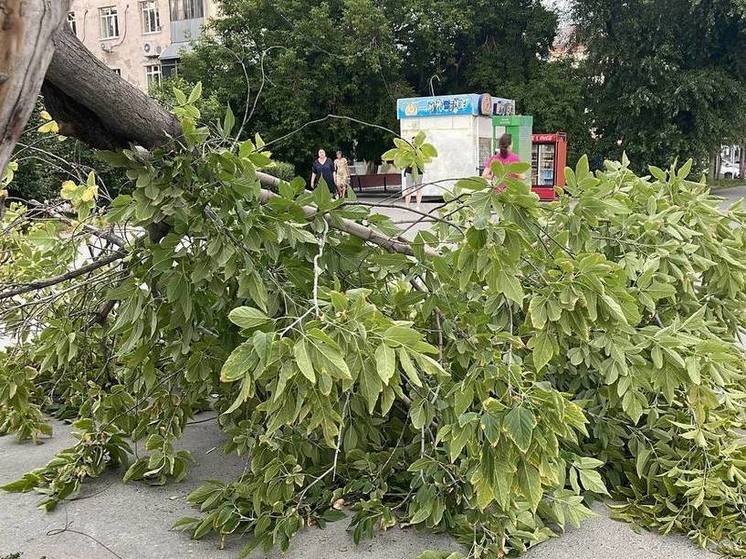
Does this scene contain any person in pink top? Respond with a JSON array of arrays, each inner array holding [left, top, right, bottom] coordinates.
[[482, 133, 522, 191]]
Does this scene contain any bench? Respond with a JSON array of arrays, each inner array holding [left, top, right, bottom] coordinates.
[[350, 173, 402, 194]]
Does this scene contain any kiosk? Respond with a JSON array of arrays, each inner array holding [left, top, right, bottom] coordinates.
[[397, 93, 530, 197]]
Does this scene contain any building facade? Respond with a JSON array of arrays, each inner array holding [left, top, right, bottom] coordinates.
[[66, 0, 218, 92]]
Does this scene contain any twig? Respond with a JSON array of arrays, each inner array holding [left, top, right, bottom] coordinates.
[[0, 249, 129, 301], [313, 220, 329, 318], [344, 200, 464, 234], [47, 505, 123, 559], [257, 172, 438, 258]]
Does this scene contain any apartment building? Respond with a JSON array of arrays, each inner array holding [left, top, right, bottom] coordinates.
[[66, 0, 218, 91]]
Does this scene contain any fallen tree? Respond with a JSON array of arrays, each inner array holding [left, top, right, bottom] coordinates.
[[1, 18, 746, 559]]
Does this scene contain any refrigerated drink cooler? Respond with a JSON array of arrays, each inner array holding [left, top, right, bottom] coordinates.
[[531, 132, 568, 201]]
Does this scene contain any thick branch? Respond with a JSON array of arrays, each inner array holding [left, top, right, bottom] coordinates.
[[0, 0, 69, 174], [42, 25, 180, 150], [256, 172, 437, 258]]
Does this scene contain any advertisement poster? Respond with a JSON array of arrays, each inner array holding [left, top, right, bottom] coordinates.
[[397, 94, 516, 119]]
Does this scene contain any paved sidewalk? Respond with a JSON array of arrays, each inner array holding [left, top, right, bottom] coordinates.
[[0, 417, 715, 559]]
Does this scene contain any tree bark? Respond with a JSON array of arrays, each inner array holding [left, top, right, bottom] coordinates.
[[42, 25, 180, 150], [0, 0, 68, 175]]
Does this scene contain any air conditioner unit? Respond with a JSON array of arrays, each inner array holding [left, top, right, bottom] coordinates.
[[143, 43, 162, 56]]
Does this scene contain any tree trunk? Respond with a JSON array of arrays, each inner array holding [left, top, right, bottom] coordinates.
[[740, 142, 746, 182], [0, 0, 69, 175], [42, 25, 180, 150]]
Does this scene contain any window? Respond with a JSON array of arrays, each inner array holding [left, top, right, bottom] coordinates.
[[141, 1, 161, 34], [99, 7, 120, 39], [145, 64, 162, 88], [161, 60, 178, 80], [170, 0, 204, 20], [112, 68, 122, 76], [67, 12, 77, 35]]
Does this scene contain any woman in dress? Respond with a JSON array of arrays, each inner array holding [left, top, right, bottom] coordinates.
[[334, 150, 350, 198], [311, 149, 336, 195]]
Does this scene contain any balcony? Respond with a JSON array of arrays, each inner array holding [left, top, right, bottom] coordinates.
[[170, 18, 204, 44]]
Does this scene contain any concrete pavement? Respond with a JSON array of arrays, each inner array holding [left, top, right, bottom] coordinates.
[[0, 417, 716, 559]]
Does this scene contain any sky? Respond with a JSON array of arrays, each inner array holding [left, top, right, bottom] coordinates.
[[543, 0, 572, 23]]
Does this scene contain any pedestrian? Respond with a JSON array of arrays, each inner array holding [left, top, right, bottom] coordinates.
[[482, 133, 522, 191], [334, 150, 350, 198], [403, 164, 424, 210], [311, 149, 336, 195]]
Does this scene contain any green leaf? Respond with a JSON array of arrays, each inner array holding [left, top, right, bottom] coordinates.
[[496, 270, 524, 303], [223, 104, 236, 136], [228, 307, 271, 329], [220, 342, 256, 382], [383, 326, 421, 348], [578, 468, 609, 495], [359, 369, 382, 414], [314, 342, 352, 380], [375, 343, 396, 385], [503, 407, 536, 452], [322, 509, 347, 522], [532, 330, 554, 372], [636, 447, 652, 478], [411, 399, 427, 430], [519, 462, 542, 512], [293, 340, 316, 383], [601, 294, 628, 324], [685, 356, 701, 384], [188, 82, 203, 103], [398, 348, 422, 387]]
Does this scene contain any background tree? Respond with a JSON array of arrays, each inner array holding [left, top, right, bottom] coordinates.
[[571, 0, 746, 172], [180, 0, 593, 174], [180, 0, 407, 176]]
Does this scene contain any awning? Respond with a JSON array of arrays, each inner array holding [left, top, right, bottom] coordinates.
[[159, 42, 194, 61]]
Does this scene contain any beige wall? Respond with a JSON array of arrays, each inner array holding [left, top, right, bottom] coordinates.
[[67, 0, 216, 91]]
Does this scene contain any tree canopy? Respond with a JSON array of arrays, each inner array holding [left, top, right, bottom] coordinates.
[[572, 0, 746, 170], [179, 0, 570, 175], [2, 6, 746, 559]]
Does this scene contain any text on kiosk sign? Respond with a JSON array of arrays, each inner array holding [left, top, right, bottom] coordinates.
[[397, 94, 515, 119]]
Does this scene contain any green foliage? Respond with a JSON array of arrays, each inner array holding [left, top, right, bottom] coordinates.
[[261, 161, 297, 183], [7, 101, 128, 202], [572, 0, 746, 171], [171, 0, 746, 176], [177, 0, 590, 171], [180, 0, 407, 173], [1, 88, 746, 558], [382, 132, 438, 175], [1, 419, 131, 511], [0, 352, 51, 443]]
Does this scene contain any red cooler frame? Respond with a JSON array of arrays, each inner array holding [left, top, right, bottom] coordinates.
[[531, 132, 568, 201]]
